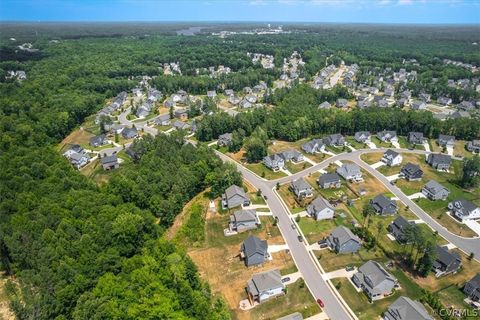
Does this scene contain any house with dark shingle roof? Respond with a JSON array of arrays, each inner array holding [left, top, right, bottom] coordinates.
[[426, 153, 451, 171], [382, 149, 403, 167], [247, 269, 284, 303], [467, 140, 480, 153], [323, 134, 345, 147], [279, 149, 304, 163], [352, 260, 398, 301], [408, 132, 425, 145], [400, 163, 423, 181], [371, 194, 398, 215], [433, 245, 462, 277], [384, 296, 433, 320], [222, 185, 250, 209], [101, 155, 119, 170], [354, 131, 371, 143], [438, 134, 455, 147], [411, 100, 427, 110], [377, 130, 398, 143], [291, 178, 313, 199], [122, 127, 138, 139], [388, 216, 414, 244], [241, 235, 268, 267], [306, 196, 335, 220], [317, 173, 341, 189], [422, 180, 449, 201], [464, 274, 480, 302], [337, 163, 362, 181], [229, 209, 259, 232], [326, 226, 361, 254], [448, 199, 480, 222], [302, 139, 325, 154], [89, 134, 108, 147], [264, 154, 285, 171]]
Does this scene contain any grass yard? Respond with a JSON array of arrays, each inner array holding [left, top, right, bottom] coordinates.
[[301, 151, 331, 163], [249, 279, 320, 320], [371, 136, 393, 148], [360, 152, 383, 165], [298, 216, 339, 244], [286, 161, 312, 174], [277, 184, 311, 214], [397, 136, 409, 149], [377, 163, 401, 177], [346, 137, 367, 150], [317, 248, 387, 273], [268, 139, 307, 154], [246, 163, 287, 180], [58, 127, 95, 153], [436, 285, 472, 311]]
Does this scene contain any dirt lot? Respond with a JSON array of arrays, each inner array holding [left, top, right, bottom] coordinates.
[[58, 127, 95, 153], [0, 273, 14, 320]]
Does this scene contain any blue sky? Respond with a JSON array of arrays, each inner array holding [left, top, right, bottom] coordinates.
[[1, 0, 479, 24]]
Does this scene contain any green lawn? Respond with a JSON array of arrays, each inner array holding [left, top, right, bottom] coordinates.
[[371, 136, 392, 148], [437, 285, 471, 310], [346, 137, 367, 150], [317, 248, 387, 273], [360, 152, 383, 165], [286, 161, 312, 174], [298, 216, 338, 244], [249, 279, 320, 320], [246, 163, 287, 180]]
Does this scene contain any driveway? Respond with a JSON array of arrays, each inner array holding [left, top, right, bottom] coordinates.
[[322, 267, 357, 280], [464, 220, 480, 237], [371, 161, 385, 169]]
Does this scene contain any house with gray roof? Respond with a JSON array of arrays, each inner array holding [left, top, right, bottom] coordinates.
[[448, 199, 480, 222], [326, 226, 361, 254], [264, 154, 285, 171], [382, 149, 403, 167], [352, 260, 398, 301], [319, 101, 331, 109], [388, 216, 414, 244], [122, 127, 138, 139], [152, 114, 171, 126], [408, 132, 425, 145], [229, 209, 259, 233], [207, 90, 217, 98], [336, 98, 348, 108], [224, 89, 234, 96], [464, 274, 480, 302], [172, 120, 190, 131], [357, 99, 372, 109], [241, 235, 268, 267], [222, 185, 251, 209], [277, 312, 303, 320], [247, 269, 285, 303], [89, 134, 108, 147], [371, 194, 398, 215], [317, 173, 341, 189], [355, 131, 371, 143], [301, 139, 325, 154], [451, 111, 471, 119], [411, 100, 427, 110], [323, 134, 345, 147], [291, 178, 313, 199], [422, 180, 449, 201], [228, 95, 241, 105], [218, 133, 233, 147], [336, 163, 362, 181], [101, 155, 119, 170], [174, 108, 188, 120], [66, 150, 90, 169], [427, 153, 452, 171], [279, 149, 304, 163], [306, 196, 335, 220], [458, 101, 475, 111], [437, 97, 452, 106], [239, 99, 252, 109], [419, 93, 431, 103], [377, 130, 398, 143], [384, 296, 433, 320], [400, 163, 423, 181], [467, 140, 480, 153], [438, 134, 455, 147], [164, 99, 176, 108], [433, 245, 462, 277]]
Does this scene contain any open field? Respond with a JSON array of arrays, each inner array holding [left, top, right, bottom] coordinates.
[[317, 248, 386, 273], [345, 137, 367, 150], [360, 152, 384, 165], [0, 273, 14, 320], [286, 161, 312, 174], [58, 127, 95, 153], [370, 136, 393, 148], [246, 163, 287, 180], [268, 139, 307, 154]]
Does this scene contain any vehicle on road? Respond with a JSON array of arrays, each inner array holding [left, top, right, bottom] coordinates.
[[281, 277, 290, 283], [317, 298, 324, 308], [291, 224, 296, 229], [297, 235, 303, 242], [264, 195, 268, 200]]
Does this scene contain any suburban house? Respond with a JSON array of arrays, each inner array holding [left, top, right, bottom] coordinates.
[[408, 132, 425, 145], [354, 131, 371, 143], [323, 134, 345, 147], [388, 216, 414, 243], [411, 100, 427, 110], [467, 140, 480, 153], [222, 185, 251, 209], [228, 95, 241, 105], [400, 163, 424, 181], [207, 90, 217, 98], [218, 133, 233, 147], [458, 101, 475, 111], [426, 153, 452, 171], [224, 89, 234, 96], [263, 154, 285, 171], [451, 110, 471, 119], [247, 269, 285, 303], [438, 134, 455, 147], [464, 274, 480, 303], [419, 93, 431, 102], [65, 150, 90, 169], [122, 127, 138, 139], [371, 194, 398, 215], [336, 98, 348, 108], [384, 296, 433, 320], [306, 196, 335, 220], [302, 139, 325, 154], [448, 199, 480, 222], [384, 87, 395, 98], [229, 209, 259, 232], [319, 101, 332, 109], [239, 99, 252, 109], [433, 245, 462, 277], [336, 163, 363, 181], [382, 149, 403, 167], [101, 155, 119, 170], [89, 134, 108, 147], [241, 235, 269, 267], [317, 173, 342, 189], [279, 149, 304, 163], [326, 226, 362, 254], [437, 97, 452, 106], [422, 180, 450, 201], [152, 114, 171, 126], [164, 99, 176, 108], [278, 312, 304, 320], [290, 178, 313, 199], [172, 120, 190, 131], [377, 130, 398, 143], [352, 260, 398, 301], [174, 108, 188, 121]]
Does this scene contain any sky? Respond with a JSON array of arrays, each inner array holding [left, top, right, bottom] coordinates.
[[0, 0, 479, 24]]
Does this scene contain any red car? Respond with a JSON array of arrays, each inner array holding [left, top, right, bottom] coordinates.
[[316, 298, 324, 308]]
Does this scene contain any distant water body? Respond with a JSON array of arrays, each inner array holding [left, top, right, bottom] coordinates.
[[176, 26, 203, 36]]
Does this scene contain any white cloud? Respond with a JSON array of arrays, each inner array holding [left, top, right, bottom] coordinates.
[[249, 0, 267, 5], [378, 0, 392, 5], [398, 0, 413, 5]]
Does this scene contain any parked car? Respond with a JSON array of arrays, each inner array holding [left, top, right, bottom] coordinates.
[[297, 235, 303, 242], [291, 224, 296, 229], [317, 298, 324, 308], [281, 277, 290, 283], [264, 195, 268, 200]]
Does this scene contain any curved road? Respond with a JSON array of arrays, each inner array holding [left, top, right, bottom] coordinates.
[[217, 147, 480, 320]]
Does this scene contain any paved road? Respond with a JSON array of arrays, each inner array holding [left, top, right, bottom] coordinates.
[[215, 151, 355, 320]]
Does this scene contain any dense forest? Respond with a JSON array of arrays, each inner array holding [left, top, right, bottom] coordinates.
[[1, 23, 479, 319]]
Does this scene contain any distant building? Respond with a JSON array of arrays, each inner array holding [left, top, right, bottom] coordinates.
[[384, 296, 433, 320], [432, 245, 462, 277], [422, 180, 449, 201], [382, 149, 403, 167], [426, 153, 451, 171], [247, 269, 285, 303], [229, 209, 259, 232], [352, 260, 398, 301], [101, 155, 119, 170], [222, 185, 250, 209], [241, 235, 268, 267], [355, 131, 371, 143], [317, 173, 342, 189], [400, 163, 423, 181], [448, 199, 480, 222], [326, 226, 362, 254], [438, 134, 455, 148], [408, 132, 425, 145], [371, 194, 398, 215], [337, 163, 362, 181], [290, 178, 313, 199], [306, 196, 335, 220], [388, 216, 414, 244]]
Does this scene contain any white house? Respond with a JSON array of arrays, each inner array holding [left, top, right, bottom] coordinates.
[[382, 150, 403, 167]]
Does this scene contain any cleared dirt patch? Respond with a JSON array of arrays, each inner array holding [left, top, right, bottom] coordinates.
[[58, 128, 95, 153], [0, 273, 15, 320]]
